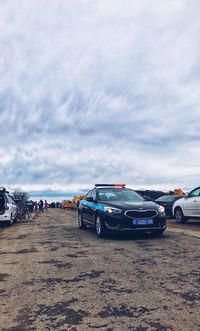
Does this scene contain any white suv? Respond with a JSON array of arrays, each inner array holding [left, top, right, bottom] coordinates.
[[0, 187, 17, 225], [173, 186, 200, 223]]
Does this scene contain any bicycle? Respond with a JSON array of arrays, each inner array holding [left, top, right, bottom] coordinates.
[[15, 200, 31, 223]]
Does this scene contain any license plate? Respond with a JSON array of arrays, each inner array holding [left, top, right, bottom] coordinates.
[[133, 219, 153, 225]]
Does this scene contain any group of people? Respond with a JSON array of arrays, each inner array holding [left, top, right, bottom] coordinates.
[[33, 199, 48, 212]]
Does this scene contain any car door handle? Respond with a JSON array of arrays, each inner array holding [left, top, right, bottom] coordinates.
[[193, 200, 197, 202]]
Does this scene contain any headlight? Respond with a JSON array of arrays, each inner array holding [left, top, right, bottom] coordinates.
[[158, 206, 165, 215], [104, 206, 123, 214]]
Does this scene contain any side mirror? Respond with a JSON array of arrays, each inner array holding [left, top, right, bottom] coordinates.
[[184, 193, 189, 198], [86, 197, 94, 202]]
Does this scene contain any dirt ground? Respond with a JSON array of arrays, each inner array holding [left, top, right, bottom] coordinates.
[[0, 209, 199, 331]]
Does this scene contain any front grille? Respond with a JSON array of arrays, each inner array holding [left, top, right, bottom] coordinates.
[[125, 209, 158, 219]]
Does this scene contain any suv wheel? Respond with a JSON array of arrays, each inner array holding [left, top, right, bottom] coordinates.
[[78, 212, 86, 229], [175, 207, 187, 224], [8, 215, 13, 226], [95, 216, 106, 238]]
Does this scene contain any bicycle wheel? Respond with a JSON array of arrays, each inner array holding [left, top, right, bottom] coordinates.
[[16, 211, 23, 223]]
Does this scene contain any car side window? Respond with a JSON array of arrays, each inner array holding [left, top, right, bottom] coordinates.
[[189, 188, 200, 197], [90, 190, 96, 201], [85, 191, 92, 199]]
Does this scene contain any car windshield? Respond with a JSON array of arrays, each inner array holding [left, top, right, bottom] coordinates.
[[98, 188, 144, 203]]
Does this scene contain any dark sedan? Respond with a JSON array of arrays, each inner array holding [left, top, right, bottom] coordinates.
[[155, 195, 182, 217], [78, 184, 166, 237]]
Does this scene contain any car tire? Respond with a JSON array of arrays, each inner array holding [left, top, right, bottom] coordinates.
[[13, 214, 17, 223], [8, 215, 13, 226], [78, 212, 86, 229], [95, 216, 106, 238], [174, 207, 187, 224]]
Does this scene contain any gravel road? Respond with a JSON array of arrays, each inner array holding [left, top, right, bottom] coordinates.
[[0, 209, 199, 331]]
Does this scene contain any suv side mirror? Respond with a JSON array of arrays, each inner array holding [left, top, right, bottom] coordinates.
[[184, 193, 189, 198]]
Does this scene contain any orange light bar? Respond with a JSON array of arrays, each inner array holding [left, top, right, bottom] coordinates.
[[114, 184, 126, 187]]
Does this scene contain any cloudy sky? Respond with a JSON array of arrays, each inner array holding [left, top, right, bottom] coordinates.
[[0, 0, 200, 196]]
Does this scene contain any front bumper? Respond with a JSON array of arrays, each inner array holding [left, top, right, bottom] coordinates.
[[101, 212, 166, 232], [105, 224, 166, 232]]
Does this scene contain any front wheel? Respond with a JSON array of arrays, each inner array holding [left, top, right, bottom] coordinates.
[[78, 212, 86, 229], [151, 229, 165, 236], [174, 208, 187, 224], [95, 216, 106, 238]]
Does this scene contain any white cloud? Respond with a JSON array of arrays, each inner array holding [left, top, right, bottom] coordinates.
[[0, 0, 200, 194]]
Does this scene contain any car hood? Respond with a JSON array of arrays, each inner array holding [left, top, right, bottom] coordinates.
[[99, 200, 160, 211]]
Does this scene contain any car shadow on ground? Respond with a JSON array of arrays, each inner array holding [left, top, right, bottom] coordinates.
[[184, 220, 200, 227], [83, 226, 169, 241]]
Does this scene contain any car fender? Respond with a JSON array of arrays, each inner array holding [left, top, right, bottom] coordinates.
[[172, 198, 184, 216], [95, 203, 106, 221]]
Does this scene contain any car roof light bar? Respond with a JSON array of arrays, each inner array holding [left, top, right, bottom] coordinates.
[[95, 184, 126, 188]]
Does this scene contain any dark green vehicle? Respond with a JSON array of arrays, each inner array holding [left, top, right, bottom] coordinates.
[[78, 184, 166, 237]]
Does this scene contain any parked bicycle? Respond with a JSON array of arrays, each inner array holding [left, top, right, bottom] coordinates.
[[14, 199, 31, 223]]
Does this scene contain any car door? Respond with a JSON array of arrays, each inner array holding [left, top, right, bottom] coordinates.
[[87, 190, 97, 225], [11, 197, 17, 218], [81, 191, 92, 223], [183, 187, 200, 217]]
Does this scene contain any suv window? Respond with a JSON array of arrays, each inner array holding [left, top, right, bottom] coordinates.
[[9, 196, 15, 204], [0, 194, 5, 210], [8, 195, 13, 204], [4, 193, 10, 204]]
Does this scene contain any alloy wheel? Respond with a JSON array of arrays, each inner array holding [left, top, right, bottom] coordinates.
[[175, 208, 184, 224]]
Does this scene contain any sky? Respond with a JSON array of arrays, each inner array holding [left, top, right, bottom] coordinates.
[[0, 0, 200, 197]]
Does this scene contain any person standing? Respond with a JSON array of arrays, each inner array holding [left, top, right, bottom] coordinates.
[[44, 200, 48, 211], [39, 199, 44, 212], [34, 201, 38, 213]]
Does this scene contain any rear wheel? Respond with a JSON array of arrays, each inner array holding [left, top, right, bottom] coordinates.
[[175, 208, 187, 224], [7, 215, 13, 226], [78, 212, 86, 229], [95, 216, 106, 238]]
